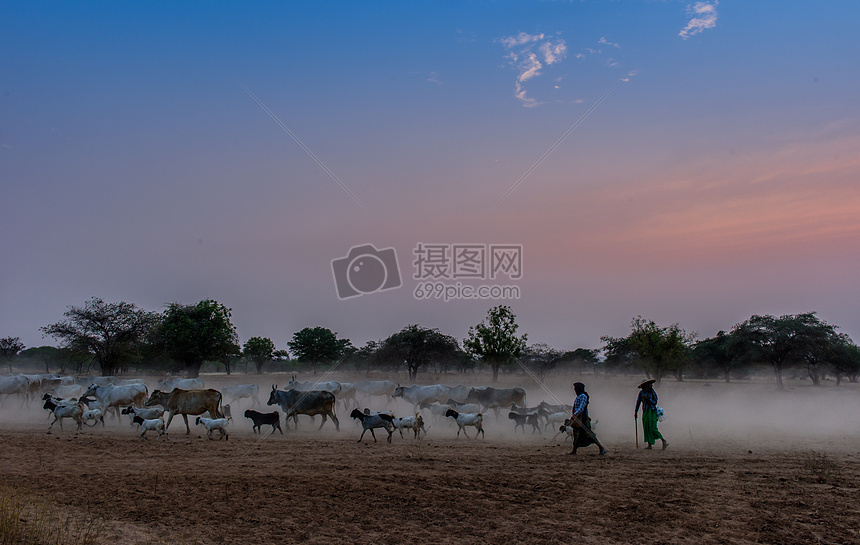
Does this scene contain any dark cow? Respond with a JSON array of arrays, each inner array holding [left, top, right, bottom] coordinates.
[[267, 385, 339, 431], [244, 409, 283, 435], [145, 388, 224, 435], [466, 387, 527, 416]]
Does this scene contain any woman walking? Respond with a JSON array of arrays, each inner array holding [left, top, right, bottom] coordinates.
[[567, 382, 608, 456], [635, 379, 667, 450]]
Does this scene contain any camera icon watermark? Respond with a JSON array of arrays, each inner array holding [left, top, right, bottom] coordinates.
[[331, 244, 402, 300]]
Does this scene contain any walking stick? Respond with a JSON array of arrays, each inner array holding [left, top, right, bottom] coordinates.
[[634, 415, 639, 449]]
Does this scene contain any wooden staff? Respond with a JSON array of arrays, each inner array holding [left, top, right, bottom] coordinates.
[[634, 415, 639, 449]]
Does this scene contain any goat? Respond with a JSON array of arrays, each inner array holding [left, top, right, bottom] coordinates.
[[445, 409, 484, 439], [122, 405, 165, 424], [508, 411, 541, 433], [195, 416, 230, 440], [82, 407, 105, 427], [552, 417, 599, 442], [419, 401, 452, 422], [390, 414, 426, 439], [539, 409, 569, 432], [42, 395, 84, 432], [537, 401, 571, 415], [244, 409, 282, 435], [350, 408, 394, 443], [133, 415, 167, 440], [510, 403, 540, 416]]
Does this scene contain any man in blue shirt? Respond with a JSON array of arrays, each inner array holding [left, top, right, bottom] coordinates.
[[568, 382, 608, 456]]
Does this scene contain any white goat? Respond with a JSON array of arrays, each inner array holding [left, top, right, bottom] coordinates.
[[133, 415, 167, 440], [195, 416, 230, 440], [42, 395, 84, 432], [540, 410, 569, 432], [391, 414, 426, 439], [82, 407, 105, 427], [122, 405, 165, 424], [350, 408, 394, 443], [445, 409, 484, 439]]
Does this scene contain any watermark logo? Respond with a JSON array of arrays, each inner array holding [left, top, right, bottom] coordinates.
[[413, 243, 522, 301], [331, 244, 402, 299], [332, 242, 521, 301]]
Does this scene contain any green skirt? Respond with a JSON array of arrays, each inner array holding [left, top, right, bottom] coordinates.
[[642, 409, 664, 444]]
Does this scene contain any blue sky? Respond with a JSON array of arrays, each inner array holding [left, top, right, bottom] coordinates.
[[3, 1, 859, 355]]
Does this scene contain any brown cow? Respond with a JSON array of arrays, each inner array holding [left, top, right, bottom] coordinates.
[[145, 388, 224, 435]]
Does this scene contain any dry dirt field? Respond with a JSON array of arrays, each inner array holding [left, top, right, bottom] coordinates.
[[2, 372, 859, 545]]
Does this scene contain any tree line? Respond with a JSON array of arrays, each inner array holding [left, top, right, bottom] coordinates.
[[2, 297, 859, 386]]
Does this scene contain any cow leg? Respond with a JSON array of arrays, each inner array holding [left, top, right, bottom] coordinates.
[[386, 429, 392, 443], [182, 414, 191, 435], [317, 414, 327, 431], [330, 411, 339, 432]]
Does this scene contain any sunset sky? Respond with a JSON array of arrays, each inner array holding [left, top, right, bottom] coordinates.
[[3, 1, 859, 355]]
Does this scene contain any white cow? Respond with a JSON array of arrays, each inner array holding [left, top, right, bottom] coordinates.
[[286, 376, 342, 396], [393, 384, 450, 411], [158, 378, 204, 391], [83, 383, 148, 423], [355, 380, 397, 406], [221, 384, 261, 409], [0, 375, 29, 407]]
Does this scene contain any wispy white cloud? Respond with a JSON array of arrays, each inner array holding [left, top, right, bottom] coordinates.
[[598, 36, 621, 49], [679, 1, 719, 40], [540, 40, 567, 64], [499, 32, 567, 106], [427, 71, 442, 85], [500, 32, 545, 49], [620, 69, 639, 83]]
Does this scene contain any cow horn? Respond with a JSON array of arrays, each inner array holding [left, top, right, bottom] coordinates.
[[272, 384, 277, 391]]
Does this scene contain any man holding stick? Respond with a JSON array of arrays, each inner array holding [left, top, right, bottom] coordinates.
[[567, 382, 608, 456]]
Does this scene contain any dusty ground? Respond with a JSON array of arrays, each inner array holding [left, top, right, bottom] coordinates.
[[1, 373, 859, 544]]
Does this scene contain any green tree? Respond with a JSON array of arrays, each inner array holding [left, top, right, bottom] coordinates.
[[159, 299, 238, 379], [520, 343, 562, 380], [346, 340, 379, 375], [692, 331, 744, 382], [731, 312, 835, 389], [464, 305, 528, 382], [288, 327, 352, 375], [243, 336, 276, 374], [41, 298, 158, 376], [626, 316, 693, 383], [791, 314, 840, 386], [829, 335, 860, 385], [559, 348, 600, 374], [600, 335, 637, 374], [219, 342, 243, 376], [0, 337, 25, 373], [19, 345, 62, 373], [378, 324, 460, 380]]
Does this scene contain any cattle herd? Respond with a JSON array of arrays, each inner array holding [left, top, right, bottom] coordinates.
[[0, 372, 577, 443]]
